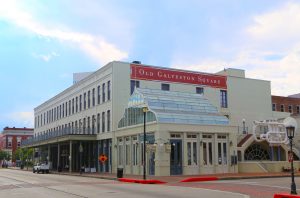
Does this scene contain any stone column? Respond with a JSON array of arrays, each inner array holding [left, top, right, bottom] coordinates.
[[69, 141, 72, 172], [57, 143, 60, 171]]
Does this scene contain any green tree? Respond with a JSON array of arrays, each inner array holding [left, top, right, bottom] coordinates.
[[0, 150, 11, 161]]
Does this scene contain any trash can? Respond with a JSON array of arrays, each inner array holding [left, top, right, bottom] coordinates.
[[20, 164, 24, 169], [117, 168, 123, 178], [58, 166, 62, 172]]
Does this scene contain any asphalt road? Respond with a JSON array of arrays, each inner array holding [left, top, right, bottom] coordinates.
[[0, 169, 248, 198], [169, 177, 300, 198]]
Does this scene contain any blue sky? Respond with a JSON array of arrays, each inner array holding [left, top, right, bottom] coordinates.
[[0, 0, 299, 129]]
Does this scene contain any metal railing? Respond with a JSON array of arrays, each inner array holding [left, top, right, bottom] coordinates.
[[21, 127, 96, 146]]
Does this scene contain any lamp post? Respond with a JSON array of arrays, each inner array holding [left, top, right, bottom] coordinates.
[[142, 106, 148, 180], [286, 125, 297, 195], [79, 142, 83, 175], [242, 118, 246, 134]]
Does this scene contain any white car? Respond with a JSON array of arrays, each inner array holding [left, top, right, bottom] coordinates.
[[33, 163, 50, 174]]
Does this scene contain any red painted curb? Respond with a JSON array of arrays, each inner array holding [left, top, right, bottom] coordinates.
[[180, 176, 219, 182], [274, 193, 300, 198], [118, 178, 166, 184]]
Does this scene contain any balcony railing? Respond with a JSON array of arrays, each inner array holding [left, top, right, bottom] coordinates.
[[21, 127, 96, 146]]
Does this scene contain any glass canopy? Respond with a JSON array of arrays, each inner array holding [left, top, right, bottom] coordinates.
[[118, 88, 229, 128]]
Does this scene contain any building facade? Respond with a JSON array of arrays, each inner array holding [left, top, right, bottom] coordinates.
[[0, 127, 34, 162], [22, 61, 294, 175]]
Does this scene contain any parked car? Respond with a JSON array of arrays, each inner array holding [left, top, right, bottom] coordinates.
[[33, 163, 50, 173]]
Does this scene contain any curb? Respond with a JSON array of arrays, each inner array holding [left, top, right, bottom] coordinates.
[[118, 178, 166, 184], [274, 193, 300, 198], [180, 176, 218, 182]]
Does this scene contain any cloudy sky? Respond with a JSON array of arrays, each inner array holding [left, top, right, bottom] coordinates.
[[0, 0, 299, 129]]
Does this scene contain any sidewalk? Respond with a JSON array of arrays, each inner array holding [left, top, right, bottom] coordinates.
[[6, 167, 300, 183]]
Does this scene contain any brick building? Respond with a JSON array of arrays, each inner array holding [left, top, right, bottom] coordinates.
[[272, 95, 300, 115], [0, 127, 34, 162]]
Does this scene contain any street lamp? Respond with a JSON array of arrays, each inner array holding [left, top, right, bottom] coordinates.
[[142, 106, 148, 180], [286, 125, 297, 195], [242, 118, 246, 134], [79, 142, 83, 175]]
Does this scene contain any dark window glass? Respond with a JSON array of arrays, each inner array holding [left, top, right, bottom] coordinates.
[[102, 112, 105, 132], [102, 83, 105, 103], [107, 81, 111, 100], [92, 88, 95, 106], [97, 86, 101, 104], [220, 90, 228, 108], [88, 91, 90, 108], [84, 93, 86, 110], [161, 83, 170, 91], [196, 87, 204, 95], [130, 80, 140, 95], [80, 95, 82, 111], [107, 110, 110, 132]]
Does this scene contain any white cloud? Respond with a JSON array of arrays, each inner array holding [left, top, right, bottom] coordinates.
[[0, 0, 128, 65], [7, 111, 34, 128], [174, 2, 300, 96], [32, 52, 59, 62]]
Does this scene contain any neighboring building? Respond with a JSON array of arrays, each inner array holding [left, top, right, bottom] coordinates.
[[272, 95, 300, 115], [0, 127, 34, 162], [22, 61, 295, 176]]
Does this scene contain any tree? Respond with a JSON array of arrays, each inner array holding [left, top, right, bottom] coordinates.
[[0, 150, 11, 161], [13, 148, 34, 165]]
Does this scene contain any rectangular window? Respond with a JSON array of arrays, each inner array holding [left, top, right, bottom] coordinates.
[[102, 111, 105, 132], [196, 87, 204, 95], [107, 81, 111, 100], [130, 80, 140, 95], [97, 113, 100, 133], [88, 91, 90, 108], [280, 104, 284, 112], [59, 105, 61, 119], [8, 137, 12, 148], [161, 83, 170, 91], [69, 100, 71, 116], [57, 106, 59, 120], [84, 93, 86, 110], [65, 102, 68, 116], [118, 139, 123, 166], [126, 142, 130, 165], [107, 110, 110, 132], [72, 98, 74, 114], [80, 95, 82, 111], [288, 105, 293, 113], [220, 90, 228, 108], [76, 97, 78, 113], [97, 85, 101, 104], [92, 88, 95, 106], [297, 106, 300, 114], [102, 83, 105, 103], [272, 103, 276, 111]]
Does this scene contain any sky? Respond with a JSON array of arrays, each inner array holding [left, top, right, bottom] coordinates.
[[0, 0, 300, 130]]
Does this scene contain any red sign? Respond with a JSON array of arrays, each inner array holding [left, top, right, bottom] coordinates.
[[130, 64, 227, 89], [98, 154, 108, 163]]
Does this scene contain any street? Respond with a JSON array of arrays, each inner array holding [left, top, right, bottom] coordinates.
[[170, 177, 300, 198], [0, 169, 247, 198]]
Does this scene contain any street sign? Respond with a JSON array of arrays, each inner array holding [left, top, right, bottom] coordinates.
[[98, 154, 108, 163]]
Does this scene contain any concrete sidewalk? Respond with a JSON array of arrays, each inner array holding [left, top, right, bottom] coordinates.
[[6, 167, 300, 183]]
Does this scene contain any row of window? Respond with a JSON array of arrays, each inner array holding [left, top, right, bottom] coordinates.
[[272, 103, 300, 114], [36, 110, 111, 136], [6, 137, 22, 148], [130, 80, 228, 108], [35, 81, 111, 128], [117, 134, 228, 167]]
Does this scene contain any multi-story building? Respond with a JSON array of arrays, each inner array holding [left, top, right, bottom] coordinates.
[[22, 61, 294, 176], [0, 127, 34, 162]]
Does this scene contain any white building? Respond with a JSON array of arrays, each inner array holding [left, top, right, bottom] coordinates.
[[23, 61, 294, 176]]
